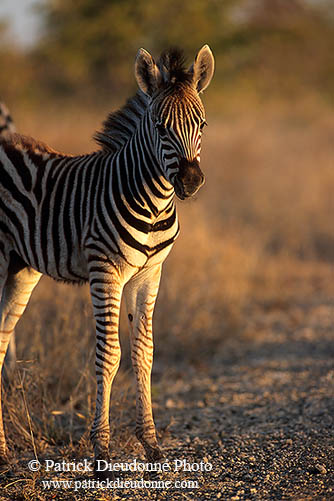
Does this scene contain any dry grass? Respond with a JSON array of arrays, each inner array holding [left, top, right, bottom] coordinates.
[[1, 97, 334, 497]]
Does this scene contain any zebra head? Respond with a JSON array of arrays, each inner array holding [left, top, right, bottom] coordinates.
[[135, 46, 214, 200]]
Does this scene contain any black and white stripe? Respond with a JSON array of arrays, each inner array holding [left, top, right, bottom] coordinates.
[[0, 101, 17, 373]]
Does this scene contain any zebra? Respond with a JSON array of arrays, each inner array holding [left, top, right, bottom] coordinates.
[[0, 102, 15, 138], [0, 45, 214, 478], [0, 102, 17, 372]]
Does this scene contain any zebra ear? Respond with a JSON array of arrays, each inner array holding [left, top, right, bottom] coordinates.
[[135, 48, 161, 96], [190, 45, 215, 93]]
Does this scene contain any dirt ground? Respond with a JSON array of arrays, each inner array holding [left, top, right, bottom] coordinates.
[[0, 281, 333, 500]]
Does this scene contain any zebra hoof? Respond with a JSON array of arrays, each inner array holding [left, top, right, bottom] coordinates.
[[144, 444, 163, 462], [94, 457, 115, 482], [0, 454, 11, 476], [0, 449, 10, 465]]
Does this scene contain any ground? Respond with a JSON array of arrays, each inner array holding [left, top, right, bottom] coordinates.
[[0, 270, 333, 500]]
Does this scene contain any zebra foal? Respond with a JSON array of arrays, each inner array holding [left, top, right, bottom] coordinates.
[[0, 46, 214, 477]]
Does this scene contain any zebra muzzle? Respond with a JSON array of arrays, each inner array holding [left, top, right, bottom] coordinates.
[[174, 159, 205, 199]]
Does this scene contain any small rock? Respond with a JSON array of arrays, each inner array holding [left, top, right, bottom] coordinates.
[[310, 464, 327, 475]]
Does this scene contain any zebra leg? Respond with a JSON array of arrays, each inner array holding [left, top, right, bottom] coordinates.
[[0, 266, 41, 462], [4, 335, 16, 373], [89, 267, 123, 479], [124, 264, 163, 462], [0, 265, 8, 465]]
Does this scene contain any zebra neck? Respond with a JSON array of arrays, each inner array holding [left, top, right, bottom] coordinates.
[[113, 114, 175, 219]]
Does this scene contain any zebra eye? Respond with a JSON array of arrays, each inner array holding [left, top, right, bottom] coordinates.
[[155, 123, 167, 137], [200, 120, 208, 131]]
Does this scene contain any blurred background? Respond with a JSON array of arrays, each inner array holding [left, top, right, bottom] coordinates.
[[1, 0, 334, 110], [0, 0, 333, 467]]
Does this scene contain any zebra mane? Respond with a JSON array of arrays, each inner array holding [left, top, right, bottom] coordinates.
[[0, 102, 16, 135], [95, 48, 192, 153], [95, 91, 148, 154], [157, 47, 192, 87]]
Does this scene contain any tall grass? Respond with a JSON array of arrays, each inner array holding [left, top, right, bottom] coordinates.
[[3, 97, 334, 461]]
